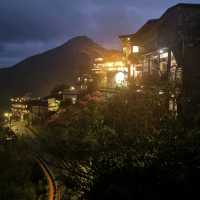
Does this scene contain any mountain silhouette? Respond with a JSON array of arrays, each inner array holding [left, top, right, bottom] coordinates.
[[0, 36, 119, 108]]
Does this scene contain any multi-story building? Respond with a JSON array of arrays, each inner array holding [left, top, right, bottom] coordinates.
[[10, 97, 29, 121], [28, 99, 49, 123], [119, 3, 200, 114], [10, 96, 59, 123], [62, 87, 78, 104], [49, 85, 79, 105], [77, 74, 94, 90], [92, 57, 129, 88]]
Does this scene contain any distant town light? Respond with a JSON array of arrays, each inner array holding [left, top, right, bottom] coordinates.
[[136, 89, 142, 93], [159, 48, 168, 54], [159, 90, 165, 95], [115, 72, 125, 85], [48, 98, 60, 112], [105, 62, 114, 67], [159, 49, 164, 54], [95, 57, 104, 62], [104, 61, 124, 69], [4, 112, 12, 118], [72, 97, 77, 104], [160, 52, 168, 58], [70, 86, 76, 91], [123, 47, 127, 53], [132, 46, 139, 53], [171, 94, 175, 98], [115, 61, 124, 66], [4, 113, 9, 118]]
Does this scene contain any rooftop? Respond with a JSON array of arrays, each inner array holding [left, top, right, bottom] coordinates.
[[119, 3, 200, 50]]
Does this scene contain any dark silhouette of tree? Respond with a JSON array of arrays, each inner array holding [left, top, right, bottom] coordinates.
[[33, 85, 200, 199]]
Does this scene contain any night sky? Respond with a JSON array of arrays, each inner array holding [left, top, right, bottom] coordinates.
[[0, 0, 199, 67]]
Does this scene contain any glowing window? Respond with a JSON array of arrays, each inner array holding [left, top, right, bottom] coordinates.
[[115, 72, 125, 85], [160, 52, 168, 58], [132, 46, 139, 53]]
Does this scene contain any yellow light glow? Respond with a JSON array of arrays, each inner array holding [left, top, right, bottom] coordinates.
[[159, 90, 165, 95], [4, 112, 12, 118], [132, 46, 139, 53], [115, 72, 125, 85], [104, 62, 114, 67], [72, 97, 77, 104], [70, 86, 76, 91], [159, 49, 164, 54], [123, 47, 127, 53], [95, 57, 104, 62], [104, 61, 124, 68], [160, 52, 168, 58], [130, 65, 134, 77], [4, 113, 9, 117], [115, 61, 124, 66]]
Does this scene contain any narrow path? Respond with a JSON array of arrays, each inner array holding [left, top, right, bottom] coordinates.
[[23, 126, 61, 200], [37, 159, 57, 200]]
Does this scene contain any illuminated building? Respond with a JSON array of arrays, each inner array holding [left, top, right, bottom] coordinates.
[[48, 98, 60, 112], [62, 87, 78, 104], [3, 112, 12, 128], [49, 85, 79, 105], [119, 3, 200, 114], [10, 97, 29, 121], [29, 99, 49, 123], [92, 57, 129, 88], [77, 74, 93, 90], [10, 96, 58, 123]]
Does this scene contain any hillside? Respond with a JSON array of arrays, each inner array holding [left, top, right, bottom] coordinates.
[[0, 36, 119, 108]]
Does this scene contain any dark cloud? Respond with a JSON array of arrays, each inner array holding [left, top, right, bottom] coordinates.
[[0, 0, 200, 67]]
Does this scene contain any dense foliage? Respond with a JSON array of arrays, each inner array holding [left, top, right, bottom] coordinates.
[[0, 137, 47, 200], [1, 83, 200, 200], [35, 86, 200, 200]]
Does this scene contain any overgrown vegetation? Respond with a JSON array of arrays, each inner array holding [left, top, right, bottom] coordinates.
[[1, 83, 200, 200], [0, 137, 47, 200], [33, 84, 200, 200]]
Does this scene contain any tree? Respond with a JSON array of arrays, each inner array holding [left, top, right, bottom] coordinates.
[[34, 85, 200, 199], [0, 137, 47, 200]]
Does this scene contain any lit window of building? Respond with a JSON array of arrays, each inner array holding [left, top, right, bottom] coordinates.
[[92, 57, 128, 88], [48, 98, 60, 112], [115, 72, 126, 86], [70, 86, 76, 91], [72, 97, 77, 104], [132, 46, 139, 53]]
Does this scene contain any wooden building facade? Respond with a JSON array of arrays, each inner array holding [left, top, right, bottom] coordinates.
[[119, 3, 200, 114]]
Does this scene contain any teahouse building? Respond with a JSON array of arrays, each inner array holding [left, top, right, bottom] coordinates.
[[119, 3, 200, 114]]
